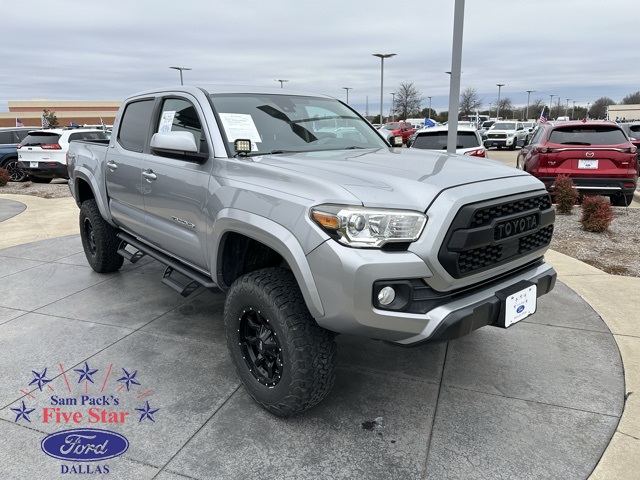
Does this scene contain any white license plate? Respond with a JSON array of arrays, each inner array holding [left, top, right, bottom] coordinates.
[[504, 285, 537, 327], [30, 161, 39, 168], [578, 159, 598, 169]]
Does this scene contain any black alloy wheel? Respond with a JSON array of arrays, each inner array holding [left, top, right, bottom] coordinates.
[[3, 159, 27, 182], [238, 308, 283, 386]]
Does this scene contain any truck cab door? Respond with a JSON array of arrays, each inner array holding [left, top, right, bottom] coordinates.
[[141, 96, 213, 271], [106, 98, 155, 235]]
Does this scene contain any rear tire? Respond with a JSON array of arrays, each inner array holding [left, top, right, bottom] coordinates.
[[611, 194, 633, 207], [28, 175, 52, 184], [224, 268, 337, 417], [79, 199, 124, 273], [1, 159, 27, 182]]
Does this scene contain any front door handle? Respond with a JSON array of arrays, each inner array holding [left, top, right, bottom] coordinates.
[[106, 161, 117, 172], [142, 170, 157, 182]]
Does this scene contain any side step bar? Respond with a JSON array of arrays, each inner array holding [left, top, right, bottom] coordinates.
[[116, 232, 219, 297]]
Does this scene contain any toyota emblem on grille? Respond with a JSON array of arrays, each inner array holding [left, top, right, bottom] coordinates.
[[586, 151, 595, 157]]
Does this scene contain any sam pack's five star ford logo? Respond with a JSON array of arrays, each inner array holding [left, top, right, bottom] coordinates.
[[10, 362, 160, 475]]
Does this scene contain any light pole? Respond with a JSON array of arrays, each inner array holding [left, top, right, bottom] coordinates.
[[275, 79, 289, 88], [428, 96, 432, 119], [496, 83, 505, 120], [565, 98, 571, 117], [549, 95, 555, 118], [372, 53, 396, 125], [342, 87, 352, 104], [169, 66, 191, 85], [390, 93, 396, 121], [488, 102, 492, 119], [572, 100, 576, 120], [526, 90, 536, 120]]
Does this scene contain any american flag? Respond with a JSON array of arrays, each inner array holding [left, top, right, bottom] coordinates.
[[16, 118, 24, 127], [539, 108, 547, 123]]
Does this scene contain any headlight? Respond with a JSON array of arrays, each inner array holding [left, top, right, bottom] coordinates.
[[310, 204, 427, 248]]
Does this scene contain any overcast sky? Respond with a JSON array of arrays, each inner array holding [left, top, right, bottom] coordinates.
[[1, 0, 637, 118]]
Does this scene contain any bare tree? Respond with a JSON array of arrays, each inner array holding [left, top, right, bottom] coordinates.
[[590, 97, 615, 119], [529, 99, 546, 119], [622, 91, 640, 104], [459, 87, 483, 116], [392, 82, 423, 120]]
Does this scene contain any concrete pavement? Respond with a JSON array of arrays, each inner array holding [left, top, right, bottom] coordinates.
[[0, 193, 638, 479]]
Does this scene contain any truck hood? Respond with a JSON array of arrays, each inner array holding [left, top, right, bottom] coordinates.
[[252, 147, 534, 209]]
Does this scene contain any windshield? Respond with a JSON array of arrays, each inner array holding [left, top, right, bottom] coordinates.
[[412, 131, 480, 150], [209, 93, 388, 155], [492, 122, 516, 130]]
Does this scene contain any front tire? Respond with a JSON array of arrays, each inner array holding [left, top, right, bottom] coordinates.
[[224, 268, 337, 417], [79, 199, 124, 273]]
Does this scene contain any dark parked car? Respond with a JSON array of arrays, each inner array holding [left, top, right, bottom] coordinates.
[[517, 120, 638, 206], [0, 127, 34, 181]]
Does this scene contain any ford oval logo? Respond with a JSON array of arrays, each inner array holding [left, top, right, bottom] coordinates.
[[516, 305, 525, 314], [41, 428, 128, 462]]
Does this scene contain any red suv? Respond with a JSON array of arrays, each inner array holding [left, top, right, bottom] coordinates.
[[517, 121, 638, 206]]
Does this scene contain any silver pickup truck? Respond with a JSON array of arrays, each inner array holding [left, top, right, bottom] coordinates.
[[67, 85, 556, 416]]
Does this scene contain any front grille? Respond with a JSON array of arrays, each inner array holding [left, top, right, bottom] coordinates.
[[438, 193, 555, 278], [488, 133, 507, 139]]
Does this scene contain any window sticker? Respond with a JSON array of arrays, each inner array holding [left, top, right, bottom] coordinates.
[[219, 113, 262, 144], [159, 111, 176, 133]]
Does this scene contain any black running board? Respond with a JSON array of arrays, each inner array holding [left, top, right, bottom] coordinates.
[[117, 232, 219, 296]]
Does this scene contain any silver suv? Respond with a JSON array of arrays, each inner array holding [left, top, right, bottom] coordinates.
[[484, 121, 528, 150]]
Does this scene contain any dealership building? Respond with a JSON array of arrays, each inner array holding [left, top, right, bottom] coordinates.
[[0, 100, 120, 128]]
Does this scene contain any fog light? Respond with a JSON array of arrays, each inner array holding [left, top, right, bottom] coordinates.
[[378, 286, 396, 306]]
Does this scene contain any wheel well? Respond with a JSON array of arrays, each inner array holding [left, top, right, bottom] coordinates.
[[1, 155, 17, 166], [75, 178, 96, 204], [218, 232, 285, 289]]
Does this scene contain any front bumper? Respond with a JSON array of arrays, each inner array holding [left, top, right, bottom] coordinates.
[[17, 161, 68, 179], [306, 238, 556, 344], [484, 137, 516, 148]]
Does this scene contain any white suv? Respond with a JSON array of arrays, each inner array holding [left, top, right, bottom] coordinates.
[[483, 121, 527, 150], [17, 128, 109, 183]]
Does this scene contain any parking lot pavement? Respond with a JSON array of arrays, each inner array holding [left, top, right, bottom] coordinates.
[[0, 233, 624, 479]]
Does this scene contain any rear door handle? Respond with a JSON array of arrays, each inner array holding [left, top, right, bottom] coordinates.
[[106, 161, 117, 171], [142, 169, 157, 182]]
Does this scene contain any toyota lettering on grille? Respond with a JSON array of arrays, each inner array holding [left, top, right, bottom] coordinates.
[[494, 214, 538, 240]]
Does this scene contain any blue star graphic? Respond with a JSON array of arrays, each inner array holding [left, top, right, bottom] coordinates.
[[117, 368, 141, 391], [74, 362, 98, 384], [28, 368, 52, 391], [135, 401, 159, 423], [11, 401, 35, 423]]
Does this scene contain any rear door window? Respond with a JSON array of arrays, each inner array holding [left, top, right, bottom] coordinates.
[[117, 99, 155, 152]]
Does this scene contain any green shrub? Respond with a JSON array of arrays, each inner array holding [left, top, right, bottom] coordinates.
[[580, 195, 614, 232], [552, 175, 579, 214], [0, 167, 9, 187]]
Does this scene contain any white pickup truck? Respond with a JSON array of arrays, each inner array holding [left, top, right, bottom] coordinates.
[[67, 85, 557, 416]]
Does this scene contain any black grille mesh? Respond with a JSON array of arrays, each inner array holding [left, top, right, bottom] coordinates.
[[440, 193, 554, 278], [471, 195, 552, 228]]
